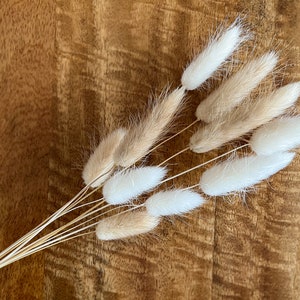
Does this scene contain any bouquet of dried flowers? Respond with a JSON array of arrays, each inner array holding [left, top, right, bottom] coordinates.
[[0, 19, 299, 268]]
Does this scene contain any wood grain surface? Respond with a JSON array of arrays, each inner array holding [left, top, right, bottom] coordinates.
[[0, 0, 300, 299]]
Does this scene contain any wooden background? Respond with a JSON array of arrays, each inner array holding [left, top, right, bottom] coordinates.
[[0, 0, 300, 299]]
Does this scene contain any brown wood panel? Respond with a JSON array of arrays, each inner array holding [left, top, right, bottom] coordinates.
[[0, 0, 300, 299], [0, 0, 56, 299]]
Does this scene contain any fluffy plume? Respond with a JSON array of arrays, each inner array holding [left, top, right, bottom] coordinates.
[[103, 166, 167, 205], [82, 128, 127, 187], [200, 152, 295, 196], [96, 210, 160, 241], [181, 20, 245, 90], [250, 116, 300, 155], [145, 189, 205, 217], [196, 52, 278, 122], [113, 87, 185, 167], [190, 82, 300, 153]]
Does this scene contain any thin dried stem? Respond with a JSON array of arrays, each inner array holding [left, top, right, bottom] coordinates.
[[9, 204, 125, 260], [150, 119, 198, 153], [0, 231, 95, 269], [0, 184, 91, 261], [66, 198, 105, 213], [158, 147, 190, 166], [161, 144, 249, 183]]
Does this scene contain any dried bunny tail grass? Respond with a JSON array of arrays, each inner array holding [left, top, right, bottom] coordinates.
[[196, 52, 278, 122], [103, 166, 167, 205], [114, 87, 186, 167], [82, 128, 127, 187], [199, 152, 295, 196], [145, 189, 205, 217], [190, 82, 300, 153], [96, 210, 160, 241], [250, 116, 300, 155], [181, 18, 247, 90]]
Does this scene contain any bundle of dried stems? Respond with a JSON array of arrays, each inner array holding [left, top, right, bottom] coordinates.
[[0, 18, 299, 269]]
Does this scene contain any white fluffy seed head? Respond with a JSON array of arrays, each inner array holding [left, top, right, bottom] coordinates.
[[103, 166, 167, 205], [250, 116, 300, 155], [196, 52, 278, 122], [82, 128, 127, 187], [145, 189, 205, 217], [199, 152, 295, 196], [181, 20, 245, 90], [96, 210, 160, 241]]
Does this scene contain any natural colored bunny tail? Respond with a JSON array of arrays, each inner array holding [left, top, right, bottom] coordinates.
[[196, 52, 278, 122], [199, 152, 295, 196], [145, 189, 205, 217], [96, 210, 160, 241], [82, 128, 127, 188], [190, 82, 300, 153], [113, 87, 186, 167], [250, 116, 300, 155], [181, 19, 247, 90], [103, 166, 167, 205]]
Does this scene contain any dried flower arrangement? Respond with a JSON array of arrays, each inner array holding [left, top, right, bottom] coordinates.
[[0, 18, 299, 269]]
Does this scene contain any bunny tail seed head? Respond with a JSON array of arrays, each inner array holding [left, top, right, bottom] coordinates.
[[199, 152, 295, 196], [190, 82, 300, 153], [82, 128, 127, 187], [96, 210, 160, 241], [145, 189, 205, 217], [250, 116, 300, 155], [181, 20, 245, 90], [196, 52, 278, 122], [103, 166, 167, 205], [113, 87, 185, 167]]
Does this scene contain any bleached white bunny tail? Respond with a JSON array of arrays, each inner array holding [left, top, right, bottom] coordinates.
[[145, 189, 205, 217], [96, 210, 160, 241], [190, 82, 300, 153], [181, 20, 246, 90], [250, 116, 300, 155], [82, 128, 127, 187], [103, 166, 167, 205], [196, 52, 278, 122], [199, 152, 295, 196]]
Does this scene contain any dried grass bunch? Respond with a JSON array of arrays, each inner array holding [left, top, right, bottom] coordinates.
[[1, 19, 299, 269]]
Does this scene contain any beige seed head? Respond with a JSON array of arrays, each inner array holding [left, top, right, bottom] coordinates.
[[196, 52, 278, 122], [190, 82, 300, 153], [96, 210, 160, 240], [82, 128, 127, 187], [113, 87, 186, 167]]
